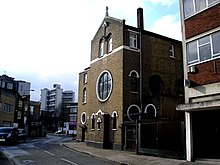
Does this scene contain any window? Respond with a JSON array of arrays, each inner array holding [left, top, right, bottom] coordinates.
[[91, 114, 95, 130], [169, 44, 175, 58], [7, 83, 13, 90], [0, 102, 2, 111], [129, 70, 139, 92], [4, 104, 7, 112], [212, 31, 220, 56], [83, 73, 88, 84], [83, 88, 87, 103], [81, 112, 86, 124], [112, 111, 118, 130], [99, 39, 104, 57], [183, 0, 220, 18], [1, 81, 5, 88], [129, 32, 137, 48], [187, 31, 220, 65], [69, 114, 77, 122], [96, 70, 113, 102], [3, 104, 13, 113], [97, 118, 101, 130], [108, 37, 112, 53]]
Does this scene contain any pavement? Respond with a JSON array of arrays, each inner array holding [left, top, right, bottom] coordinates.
[[62, 141, 220, 165]]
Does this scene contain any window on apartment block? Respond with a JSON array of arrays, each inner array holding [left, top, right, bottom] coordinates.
[[99, 39, 104, 57], [107, 37, 113, 53], [82, 88, 87, 103], [96, 70, 113, 102], [91, 114, 95, 130], [129, 70, 139, 92], [112, 111, 118, 130], [0, 102, 2, 111], [183, 0, 220, 18], [129, 32, 137, 48], [187, 31, 220, 65]]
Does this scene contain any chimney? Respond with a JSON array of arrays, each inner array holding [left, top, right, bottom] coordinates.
[[137, 8, 144, 30]]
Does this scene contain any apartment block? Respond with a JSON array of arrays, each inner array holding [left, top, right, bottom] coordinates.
[[177, 0, 220, 161]]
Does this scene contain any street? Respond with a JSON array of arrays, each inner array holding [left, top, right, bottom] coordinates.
[[0, 135, 115, 165]]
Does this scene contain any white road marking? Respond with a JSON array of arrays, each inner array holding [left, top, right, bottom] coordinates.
[[43, 150, 54, 156], [61, 158, 78, 165]]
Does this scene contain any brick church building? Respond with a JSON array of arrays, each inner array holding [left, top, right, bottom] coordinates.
[[77, 7, 184, 156]]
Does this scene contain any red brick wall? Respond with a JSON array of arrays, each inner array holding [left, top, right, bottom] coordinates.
[[188, 58, 220, 85], [185, 4, 220, 39]]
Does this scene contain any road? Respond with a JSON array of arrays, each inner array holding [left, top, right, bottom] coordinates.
[[0, 135, 115, 165]]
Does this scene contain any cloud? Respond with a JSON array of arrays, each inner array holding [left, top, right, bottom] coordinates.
[[150, 14, 182, 41], [144, 0, 176, 7]]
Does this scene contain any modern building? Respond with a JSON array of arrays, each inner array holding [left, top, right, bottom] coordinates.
[[40, 84, 76, 132], [177, 0, 220, 161], [40, 84, 63, 112], [77, 7, 184, 156]]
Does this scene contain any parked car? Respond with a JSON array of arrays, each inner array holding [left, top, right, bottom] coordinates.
[[18, 128, 27, 142], [0, 127, 18, 145]]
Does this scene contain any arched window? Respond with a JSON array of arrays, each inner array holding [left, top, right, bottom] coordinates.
[[81, 112, 86, 124], [83, 88, 87, 103], [107, 36, 112, 53], [97, 118, 101, 131], [111, 111, 118, 130], [129, 70, 139, 92], [91, 113, 95, 130], [99, 39, 104, 57]]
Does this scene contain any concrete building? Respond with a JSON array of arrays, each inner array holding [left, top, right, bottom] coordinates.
[[40, 84, 63, 112], [177, 0, 220, 161], [77, 7, 184, 156]]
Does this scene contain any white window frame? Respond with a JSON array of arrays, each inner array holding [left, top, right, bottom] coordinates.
[[96, 70, 113, 102], [187, 30, 220, 65], [108, 37, 112, 53], [169, 44, 175, 58], [183, 0, 220, 18], [129, 32, 137, 48], [83, 88, 87, 104], [81, 112, 86, 124], [111, 111, 118, 130], [99, 40, 104, 57], [83, 73, 87, 84]]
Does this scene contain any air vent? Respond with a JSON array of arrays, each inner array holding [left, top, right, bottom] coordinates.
[[188, 65, 196, 73]]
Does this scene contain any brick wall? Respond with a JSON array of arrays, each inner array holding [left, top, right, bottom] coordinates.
[[185, 3, 220, 39], [188, 58, 220, 86]]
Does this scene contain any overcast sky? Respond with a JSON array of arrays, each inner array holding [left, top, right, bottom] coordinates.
[[0, 0, 181, 101]]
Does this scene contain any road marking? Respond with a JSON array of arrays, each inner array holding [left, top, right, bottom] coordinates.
[[43, 150, 54, 156], [61, 158, 78, 165]]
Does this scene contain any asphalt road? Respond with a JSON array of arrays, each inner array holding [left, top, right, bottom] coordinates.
[[0, 135, 114, 165]]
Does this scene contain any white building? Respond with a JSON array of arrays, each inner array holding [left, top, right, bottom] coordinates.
[[40, 84, 63, 112]]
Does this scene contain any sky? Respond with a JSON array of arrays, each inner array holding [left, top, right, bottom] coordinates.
[[0, 0, 182, 101]]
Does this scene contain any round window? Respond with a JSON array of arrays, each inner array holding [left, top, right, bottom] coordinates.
[[96, 70, 113, 102], [81, 112, 86, 124]]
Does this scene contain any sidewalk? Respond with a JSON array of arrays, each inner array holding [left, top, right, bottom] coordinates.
[[62, 141, 220, 165]]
